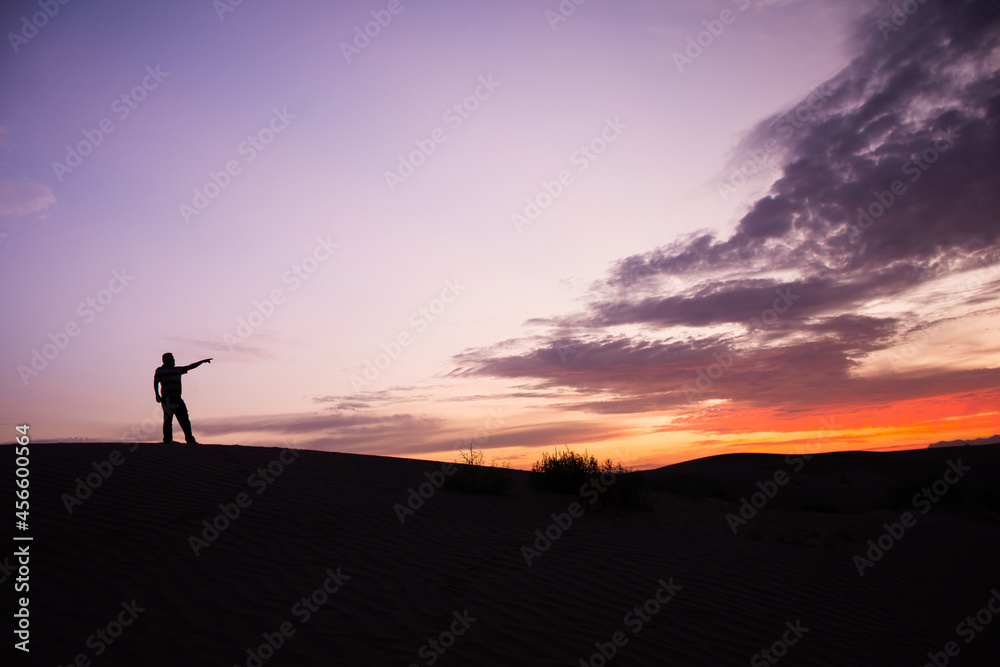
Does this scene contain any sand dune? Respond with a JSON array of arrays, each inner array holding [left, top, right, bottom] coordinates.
[[5, 442, 1000, 665]]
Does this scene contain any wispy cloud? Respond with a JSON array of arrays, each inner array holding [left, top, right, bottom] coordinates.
[[0, 178, 55, 217]]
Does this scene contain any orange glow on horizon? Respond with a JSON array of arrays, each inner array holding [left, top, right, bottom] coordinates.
[[396, 389, 999, 470]]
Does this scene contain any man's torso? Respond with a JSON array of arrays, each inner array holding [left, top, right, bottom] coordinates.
[[155, 366, 186, 396]]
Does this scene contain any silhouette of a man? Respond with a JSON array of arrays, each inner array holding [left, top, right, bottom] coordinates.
[[154, 353, 212, 444]]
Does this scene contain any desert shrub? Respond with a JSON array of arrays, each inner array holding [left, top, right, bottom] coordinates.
[[529, 447, 599, 494], [529, 447, 654, 511], [443, 445, 513, 495]]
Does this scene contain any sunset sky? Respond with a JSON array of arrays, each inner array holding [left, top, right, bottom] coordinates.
[[2, 0, 998, 469]]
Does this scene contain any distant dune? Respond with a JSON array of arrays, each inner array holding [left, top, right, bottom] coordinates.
[[4, 442, 1000, 665], [927, 434, 1000, 448]]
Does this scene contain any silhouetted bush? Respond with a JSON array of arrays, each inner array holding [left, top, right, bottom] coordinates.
[[529, 447, 654, 511], [529, 447, 599, 494], [443, 445, 513, 495]]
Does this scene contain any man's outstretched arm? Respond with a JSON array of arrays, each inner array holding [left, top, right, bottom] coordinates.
[[179, 358, 213, 372]]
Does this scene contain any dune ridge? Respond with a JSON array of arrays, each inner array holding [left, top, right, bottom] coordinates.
[[4, 442, 1000, 665]]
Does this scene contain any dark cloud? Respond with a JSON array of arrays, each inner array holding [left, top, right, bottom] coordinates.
[[612, 0, 1000, 286], [455, 0, 1000, 426]]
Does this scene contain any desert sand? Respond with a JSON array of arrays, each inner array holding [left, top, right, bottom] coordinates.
[[4, 441, 1000, 666]]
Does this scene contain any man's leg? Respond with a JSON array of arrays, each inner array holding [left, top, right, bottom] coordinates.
[[174, 398, 196, 444], [161, 399, 175, 444]]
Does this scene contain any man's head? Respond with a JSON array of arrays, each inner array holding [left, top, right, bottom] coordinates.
[[162, 352, 175, 367]]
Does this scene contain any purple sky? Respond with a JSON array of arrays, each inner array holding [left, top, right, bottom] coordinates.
[[2, 0, 998, 469]]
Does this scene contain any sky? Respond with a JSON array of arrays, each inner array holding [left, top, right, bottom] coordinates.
[[2, 0, 998, 470]]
